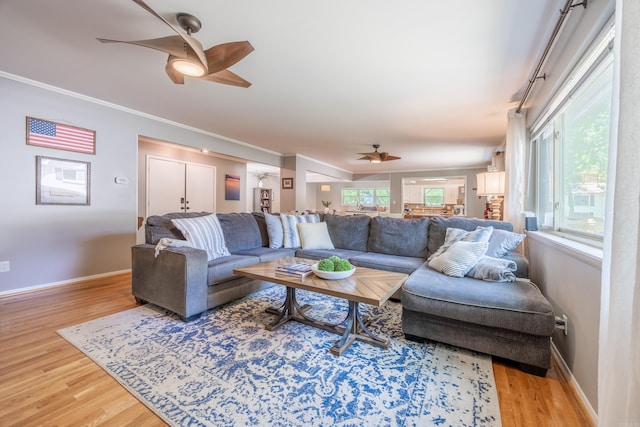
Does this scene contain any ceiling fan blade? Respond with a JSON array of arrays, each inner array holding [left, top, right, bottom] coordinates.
[[358, 153, 381, 161], [204, 41, 254, 75], [201, 69, 251, 88], [132, 0, 208, 68], [379, 153, 401, 161], [97, 35, 186, 58], [165, 60, 185, 84]]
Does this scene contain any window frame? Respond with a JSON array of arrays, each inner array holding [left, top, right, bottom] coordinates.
[[530, 32, 614, 242], [340, 188, 390, 207]]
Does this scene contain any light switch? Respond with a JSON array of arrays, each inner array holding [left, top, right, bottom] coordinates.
[[114, 177, 129, 185]]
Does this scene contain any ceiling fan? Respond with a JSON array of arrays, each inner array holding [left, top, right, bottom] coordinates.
[[97, 0, 254, 87], [358, 145, 401, 163]]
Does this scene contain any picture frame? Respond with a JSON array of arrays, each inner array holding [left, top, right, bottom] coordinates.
[[282, 177, 294, 189], [225, 174, 241, 200], [27, 117, 96, 155], [36, 156, 91, 206]]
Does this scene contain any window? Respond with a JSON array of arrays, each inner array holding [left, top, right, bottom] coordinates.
[[341, 188, 390, 207], [423, 188, 444, 206], [532, 41, 613, 239]]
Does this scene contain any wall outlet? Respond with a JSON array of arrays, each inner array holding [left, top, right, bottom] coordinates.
[[0, 261, 9, 272]]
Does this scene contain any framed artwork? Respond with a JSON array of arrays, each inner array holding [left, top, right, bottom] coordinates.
[[36, 156, 91, 205], [27, 117, 96, 155], [225, 174, 241, 200], [282, 177, 294, 189]]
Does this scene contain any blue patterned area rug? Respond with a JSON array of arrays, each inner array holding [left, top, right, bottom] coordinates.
[[58, 286, 501, 427]]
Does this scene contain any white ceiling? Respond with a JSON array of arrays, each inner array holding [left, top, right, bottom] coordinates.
[[0, 0, 560, 175]]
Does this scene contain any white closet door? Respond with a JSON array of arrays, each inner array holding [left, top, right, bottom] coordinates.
[[186, 163, 215, 213], [147, 157, 186, 216]]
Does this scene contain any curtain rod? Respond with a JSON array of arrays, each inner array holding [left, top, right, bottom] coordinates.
[[516, 0, 588, 113]]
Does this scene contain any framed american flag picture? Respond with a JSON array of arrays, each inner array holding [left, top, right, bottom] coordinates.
[[27, 117, 96, 154]]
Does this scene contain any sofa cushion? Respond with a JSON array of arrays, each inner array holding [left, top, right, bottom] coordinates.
[[402, 265, 555, 336], [298, 222, 335, 250], [251, 212, 271, 248], [280, 213, 320, 248], [349, 252, 425, 275], [428, 241, 488, 277], [368, 216, 429, 258], [234, 247, 296, 263], [207, 254, 259, 285], [323, 214, 370, 251], [216, 213, 263, 253], [295, 248, 366, 261], [427, 217, 512, 258], [171, 214, 231, 261]]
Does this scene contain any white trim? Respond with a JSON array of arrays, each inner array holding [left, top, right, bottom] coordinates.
[[0, 71, 281, 157], [526, 231, 603, 269], [551, 341, 598, 425], [0, 269, 131, 298]]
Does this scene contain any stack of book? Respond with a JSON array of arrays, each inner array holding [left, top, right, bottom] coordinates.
[[275, 262, 313, 278]]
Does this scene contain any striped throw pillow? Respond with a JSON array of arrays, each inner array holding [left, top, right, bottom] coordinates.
[[428, 240, 488, 277], [280, 214, 320, 248], [171, 214, 230, 261]]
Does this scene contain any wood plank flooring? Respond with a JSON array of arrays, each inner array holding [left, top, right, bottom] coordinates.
[[0, 273, 594, 426]]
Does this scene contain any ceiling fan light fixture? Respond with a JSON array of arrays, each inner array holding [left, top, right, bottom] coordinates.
[[170, 57, 206, 77], [370, 159, 381, 164]]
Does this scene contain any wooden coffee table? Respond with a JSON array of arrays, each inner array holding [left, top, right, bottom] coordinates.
[[233, 256, 407, 355]]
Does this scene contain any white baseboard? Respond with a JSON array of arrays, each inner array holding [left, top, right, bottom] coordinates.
[[551, 341, 598, 425], [0, 269, 131, 297]]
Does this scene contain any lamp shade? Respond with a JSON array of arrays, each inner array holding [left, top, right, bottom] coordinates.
[[320, 185, 331, 192], [476, 171, 505, 196]]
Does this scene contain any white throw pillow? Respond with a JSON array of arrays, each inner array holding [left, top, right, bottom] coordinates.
[[297, 222, 335, 250], [280, 213, 320, 248], [428, 241, 488, 277], [264, 213, 284, 249], [171, 214, 230, 261], [428, 226, 493, 261]]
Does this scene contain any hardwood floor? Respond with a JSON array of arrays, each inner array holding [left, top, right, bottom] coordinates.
[[0, 273, 594, 426]]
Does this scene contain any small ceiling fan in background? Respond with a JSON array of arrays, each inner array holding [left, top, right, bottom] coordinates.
[[358, 144, 401, 163], [98, 0, 254, 87]]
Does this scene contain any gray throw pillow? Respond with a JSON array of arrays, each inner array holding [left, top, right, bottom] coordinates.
[[485, 229, 526, 258]]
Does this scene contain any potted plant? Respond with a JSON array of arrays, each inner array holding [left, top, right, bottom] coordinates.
[[321, 200, 332, 213], [256, 172, 270, 188]]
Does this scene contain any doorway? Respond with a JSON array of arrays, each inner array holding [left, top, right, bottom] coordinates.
[[146, 156, 216, 217]]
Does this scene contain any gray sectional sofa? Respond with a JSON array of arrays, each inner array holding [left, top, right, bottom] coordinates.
[[132, 211, 555, 375]]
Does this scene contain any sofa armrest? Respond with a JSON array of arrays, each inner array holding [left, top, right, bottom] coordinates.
[[131, 244, 209, 320], [502, 252, 529, 278]]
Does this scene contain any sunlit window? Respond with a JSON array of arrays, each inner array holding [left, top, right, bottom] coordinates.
[[532, 50, 613, 239]]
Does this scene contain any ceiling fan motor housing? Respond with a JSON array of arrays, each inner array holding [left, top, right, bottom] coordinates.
[[176, 13, 201, 34]]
